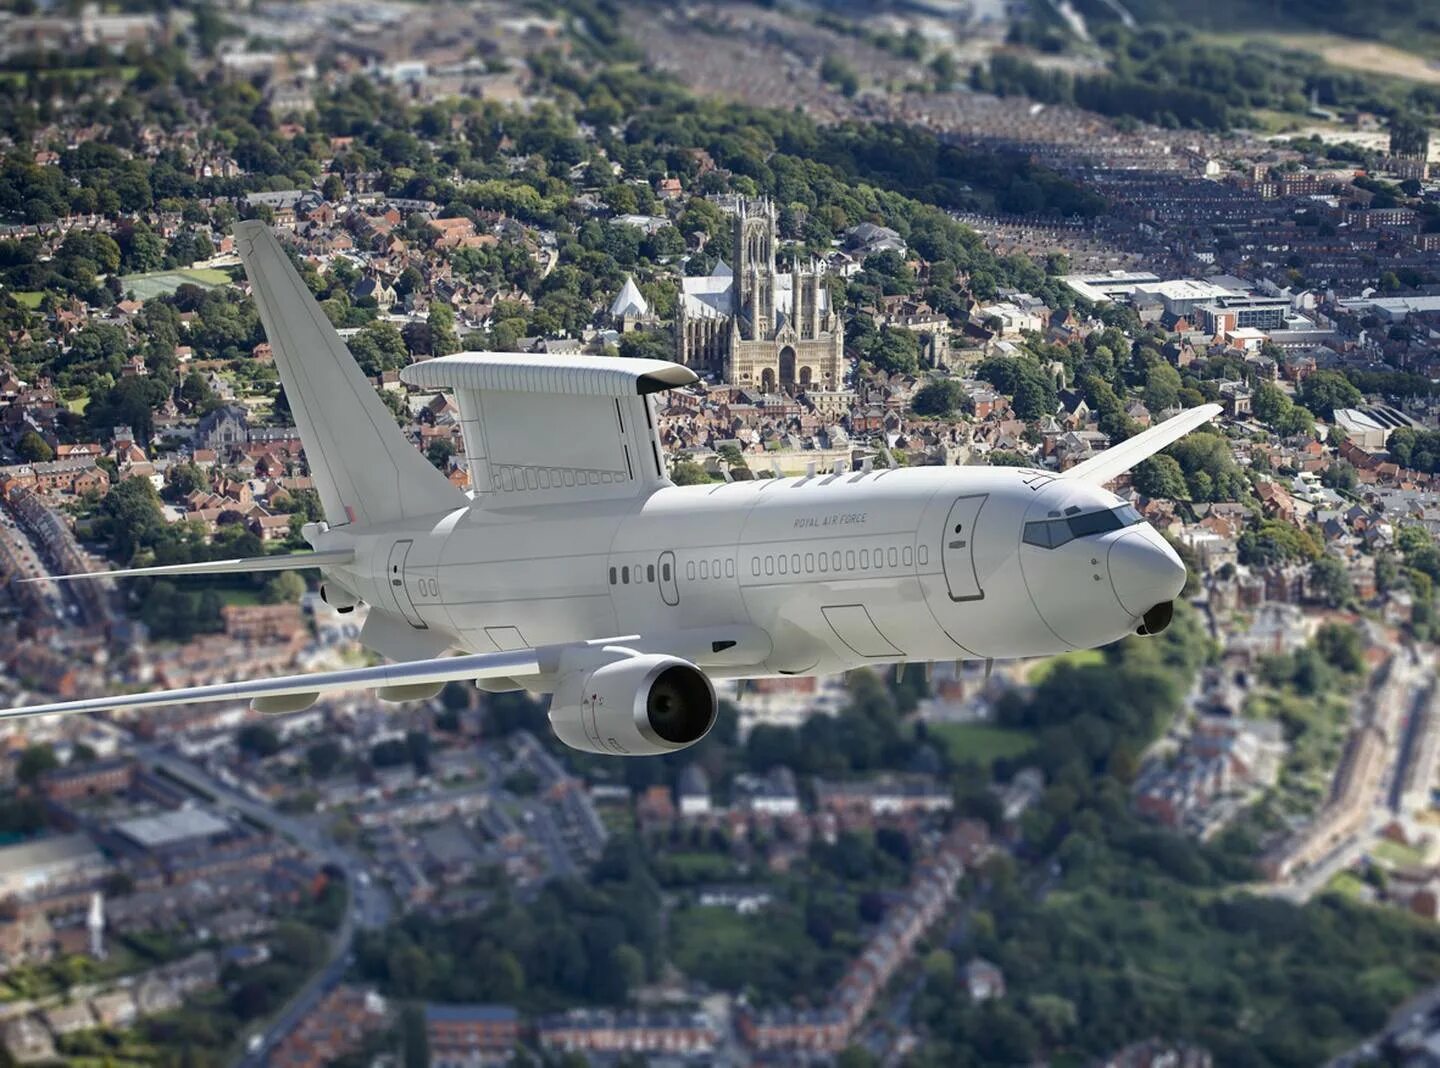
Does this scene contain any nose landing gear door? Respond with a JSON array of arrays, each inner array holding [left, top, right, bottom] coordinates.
[[942, 495, 987, 602]]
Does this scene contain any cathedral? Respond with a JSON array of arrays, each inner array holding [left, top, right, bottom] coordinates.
[[676, 197, 844, 392]]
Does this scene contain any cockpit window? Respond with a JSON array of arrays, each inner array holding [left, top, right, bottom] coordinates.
[[1023, 504, 1142, 550]]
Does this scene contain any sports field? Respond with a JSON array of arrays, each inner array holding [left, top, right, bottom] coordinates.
[[928, 722, 1036, 765], [119, 267, 232, 301], [1207, 31, 1440, 86]]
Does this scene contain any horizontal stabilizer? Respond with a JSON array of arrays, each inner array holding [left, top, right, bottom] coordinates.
[[0, 648, 543, 721], [1063, 403, 1223, 486], [22, 550, 354, 583]]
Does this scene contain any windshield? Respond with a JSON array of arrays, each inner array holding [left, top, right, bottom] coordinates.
[[1022, 504, 1143, 550]]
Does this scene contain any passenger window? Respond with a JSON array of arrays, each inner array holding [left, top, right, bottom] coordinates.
[[700, 560, 709, 580], [778, 555, 788, 575], [752, 556, 760, 576], [765, 556, 774, 576], [725, 559, 735, 578], [888, 547, 898, 568], [622, 566, 630, 584], [805, 552, 814, 572], [831, 551, 841, 570], [713, 558, 722, 577], [918, 546, 929, 566], [819, 553, 828, 572], [860, 549, 869, 569], [609, 567, 617, 585], [663, 562, 672, 581], [902, 546, 913, 566], [846, 550, 856, 570], [791, 554, 800, 573], [686, 561, 696, 580], [647, 564, 655, 582]]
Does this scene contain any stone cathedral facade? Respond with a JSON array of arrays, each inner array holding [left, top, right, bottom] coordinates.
[[676, 197, 844, 392]]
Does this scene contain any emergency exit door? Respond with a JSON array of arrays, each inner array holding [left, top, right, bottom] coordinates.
[[386, 540, 428, 628], [942, 495, 986, 602]]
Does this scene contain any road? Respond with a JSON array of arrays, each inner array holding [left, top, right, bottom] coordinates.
[[1271, 651, 1430, 904], [138, 747, 391, 1065]]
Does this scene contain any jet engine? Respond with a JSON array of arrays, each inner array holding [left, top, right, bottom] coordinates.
[[549, 654, 717, 756]]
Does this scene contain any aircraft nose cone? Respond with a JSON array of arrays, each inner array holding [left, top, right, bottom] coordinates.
[[1107, 528, 1186, 618]]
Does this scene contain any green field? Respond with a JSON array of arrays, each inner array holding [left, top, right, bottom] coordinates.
[[1325, 869, 1370, 901], [1372, 838, 1429, 869], [119, 267, 233, 301], [12, 291, 45, 309], [929, 722, 1036, 765], [1027, 647, 1106, 685]]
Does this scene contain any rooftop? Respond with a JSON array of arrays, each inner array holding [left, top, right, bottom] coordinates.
[[113, 808, 231, 850], [0, 833, 102, 877]]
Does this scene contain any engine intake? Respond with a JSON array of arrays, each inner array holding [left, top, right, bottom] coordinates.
[[549, 654, 717, 756]]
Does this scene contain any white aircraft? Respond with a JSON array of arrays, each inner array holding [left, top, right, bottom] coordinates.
[[8, 223, 1220, 756]]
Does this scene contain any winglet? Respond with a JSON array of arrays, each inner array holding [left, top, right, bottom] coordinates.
[[1063, 403, 1223, 485]]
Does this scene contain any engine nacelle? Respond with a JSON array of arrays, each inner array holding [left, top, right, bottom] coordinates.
[[319, 581, 359, 613], [549, 654, 717, 756]]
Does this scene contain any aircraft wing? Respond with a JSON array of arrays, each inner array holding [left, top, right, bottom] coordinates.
[[21, 550, 354, 583], [1063, 403, 1223, 486], [0, 648, 541, 723]]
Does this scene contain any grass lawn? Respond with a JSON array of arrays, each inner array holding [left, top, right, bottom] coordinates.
[[66, 396, 89, 414], [1202, 31, 1440, 85], [1026, 647, 1105, 685], [13, 291, 45, 309], [119, 267, 233, 301], [653, 850, 738, 884], [929, 722, 1036, 765], [1372, 838, 1428, 869], [1325, 869, 1370, 901], [216, 588, 264, 608]]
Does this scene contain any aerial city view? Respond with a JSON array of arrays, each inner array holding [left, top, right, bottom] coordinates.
[[7, 0, 1440, 1064]]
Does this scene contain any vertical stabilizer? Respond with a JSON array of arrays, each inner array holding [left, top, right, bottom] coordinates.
[[234, 221, 465, 527]]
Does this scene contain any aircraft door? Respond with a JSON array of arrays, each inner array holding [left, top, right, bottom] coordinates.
[[386, 540, 428, 629], [942, 495, 987, 602], [658, 551, 679, 607]]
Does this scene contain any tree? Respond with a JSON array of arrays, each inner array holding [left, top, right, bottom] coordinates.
[[819, 55, 860, 96], [1133, 454, 1188, 499], [1309, 555, 1353, 608], [306, 740, 343, 778], [16, 431, 52, 462], [426, 438, 456, 472], [401, 1003, 429, 1068], [912, 380, 964, 417], [1297, 370, 1361, 418], [237, 724, 283, 758], [1142, 362, 1182, 411], [16, 745, 58, 786], [263, 571, 306, 604], [1315, 622, 1364, 674], [668, 460, 712, 485], [427, 302, 459, 357], [179, 371, 217, 411], [864, 326, 920, 375]]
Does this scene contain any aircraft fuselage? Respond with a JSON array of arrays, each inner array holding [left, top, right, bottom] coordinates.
[[321, 463, 1186, 678]]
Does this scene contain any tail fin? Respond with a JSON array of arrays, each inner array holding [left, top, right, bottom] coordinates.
[[234, 221, 465, 528]]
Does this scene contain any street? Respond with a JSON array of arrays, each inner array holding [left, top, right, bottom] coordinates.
[[138, 746, 392, 1065]]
